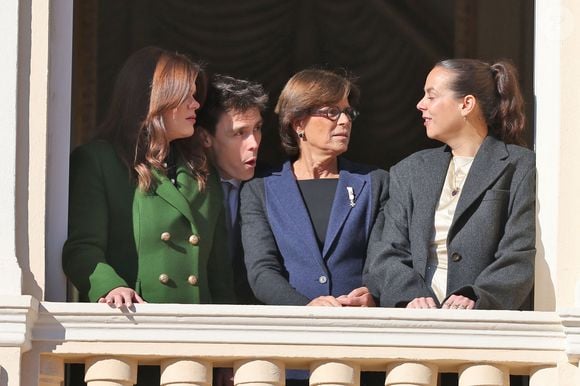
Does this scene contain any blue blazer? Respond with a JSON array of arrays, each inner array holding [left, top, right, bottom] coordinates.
[[240, 158, 389, 305]]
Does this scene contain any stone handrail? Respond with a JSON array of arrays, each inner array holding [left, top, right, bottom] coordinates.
[[2, 298, 579, 385]]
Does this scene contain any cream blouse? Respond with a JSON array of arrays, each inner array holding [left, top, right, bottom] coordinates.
[[426, 156, 474, 302]]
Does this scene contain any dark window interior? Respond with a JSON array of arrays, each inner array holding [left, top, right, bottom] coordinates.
[[72, 0, 534, 169]]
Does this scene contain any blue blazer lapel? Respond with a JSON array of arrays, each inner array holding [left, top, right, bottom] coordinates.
[[322, 167, 366, 258], [265, 162, 321, 258], [153, 167, 196, 224], [451, 136, 509, 232]]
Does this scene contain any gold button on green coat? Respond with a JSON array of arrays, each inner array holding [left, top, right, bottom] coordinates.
[[188, 234, 200, 245], [159, 273, 170, 284], [187, 275, 198, 286]]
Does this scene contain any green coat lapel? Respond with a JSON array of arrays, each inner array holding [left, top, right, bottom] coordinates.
[[152, 167, 196, 224]]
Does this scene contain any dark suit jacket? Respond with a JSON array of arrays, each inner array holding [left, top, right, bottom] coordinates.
[[62, 140, 235, 304], [229, 188, 260, 304], [365, 136, 536, 310], [240, 158, 389, 305]]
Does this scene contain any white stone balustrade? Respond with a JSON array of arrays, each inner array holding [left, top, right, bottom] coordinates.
[[84, 356, 137, 386], [458, 364, 508, 386], [235, 359, 284, 386], [160, 358, 212, 386], [1, 302, 579, 385], [385, 362, 437, 386], [310, 361, 359, 386]]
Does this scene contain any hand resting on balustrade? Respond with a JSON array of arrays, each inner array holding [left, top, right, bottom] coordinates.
[[98, 286, 145, 308], [405, 295, 475, 310]]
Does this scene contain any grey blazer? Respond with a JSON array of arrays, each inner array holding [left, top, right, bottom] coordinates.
[[364, 136, 535, 310]]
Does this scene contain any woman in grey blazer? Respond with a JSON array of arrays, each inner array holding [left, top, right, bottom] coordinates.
[[365, 59, 535, 311]]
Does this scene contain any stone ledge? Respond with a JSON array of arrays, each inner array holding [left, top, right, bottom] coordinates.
[[0, 295, 39, 351], [28, 302, 574, 367]]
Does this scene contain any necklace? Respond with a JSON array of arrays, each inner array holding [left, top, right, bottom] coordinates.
[[450, 157, 474, 197]]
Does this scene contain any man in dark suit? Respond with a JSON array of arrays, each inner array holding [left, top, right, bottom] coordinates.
[[197, 74, 268, 305]]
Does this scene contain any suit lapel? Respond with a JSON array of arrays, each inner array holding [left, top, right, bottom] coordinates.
[[450, 136, 509, 234], [266, 162, 321, 258], [322, 166, 365, 258], [153, 166, 196, 224], [404, 147, 450, 278], [414, 147, 452, 258]]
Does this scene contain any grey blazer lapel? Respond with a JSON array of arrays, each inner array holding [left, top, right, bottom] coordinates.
[[401, 147, 451, 278], [413, 148, 452, 254], [322, 168, 365, 258], [450, 136, 509, 234]]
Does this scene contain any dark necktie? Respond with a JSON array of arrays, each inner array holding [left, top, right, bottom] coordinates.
[[221, 180, 238, 230]]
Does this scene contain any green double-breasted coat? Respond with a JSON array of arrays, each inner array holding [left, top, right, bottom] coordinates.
[[62, 140, 234, 304]]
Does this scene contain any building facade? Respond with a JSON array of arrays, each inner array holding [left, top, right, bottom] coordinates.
[[1, 1, 580, 385]]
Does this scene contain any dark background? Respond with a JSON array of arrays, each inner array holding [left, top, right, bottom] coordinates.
[[72, 0, 534, 170]]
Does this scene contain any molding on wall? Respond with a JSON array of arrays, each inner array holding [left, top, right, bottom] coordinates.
[[0, 296, 39, 352]]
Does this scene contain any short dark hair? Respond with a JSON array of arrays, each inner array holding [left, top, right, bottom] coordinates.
[[275, 68, 359, 158], [197, 74, 268, 136]]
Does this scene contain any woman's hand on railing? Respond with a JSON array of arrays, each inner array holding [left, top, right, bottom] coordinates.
[[406, 295, 475, 309], [337, 287, 376, 307], [441, 294, 475, 310], [98, 287, 146, 308], [406, 297, 438, 309], [307, 296, 343, 307]]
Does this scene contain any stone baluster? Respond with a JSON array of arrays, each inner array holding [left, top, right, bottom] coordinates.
[[84, 356, 137, 386], [458, 364, 508, 386], [234, 359, 284, 386], [310, 361, 360, 386], [385, 362, 437, 386], [160, 358, 212, 386], [39, 355, 64, 386], [530, 366, 558, 386]]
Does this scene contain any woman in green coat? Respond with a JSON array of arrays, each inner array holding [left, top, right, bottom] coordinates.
[[62, 46, 235, 307]]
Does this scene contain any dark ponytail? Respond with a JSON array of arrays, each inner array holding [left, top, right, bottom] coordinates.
[[436, 59, 526, 146], [490, 61, 526, 145]]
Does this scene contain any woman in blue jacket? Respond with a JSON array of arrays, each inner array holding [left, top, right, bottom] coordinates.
[[241, 69, 389, 307]]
